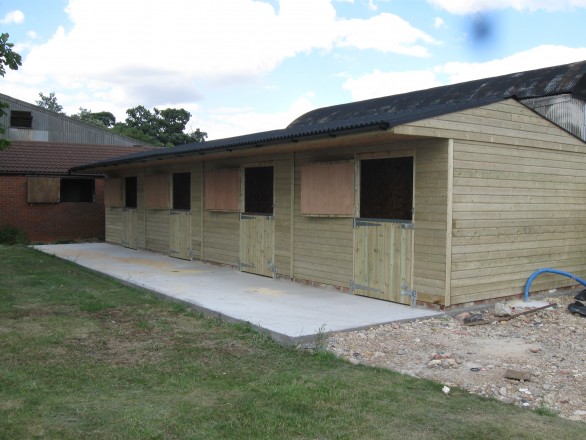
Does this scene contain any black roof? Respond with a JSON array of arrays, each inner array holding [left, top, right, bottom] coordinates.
[[73, 60, 586, 171]]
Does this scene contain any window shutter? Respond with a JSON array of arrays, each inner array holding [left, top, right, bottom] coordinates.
[[301, 161, 354, 216], [27, 177, 60, 203], [204, 169, 240, 211], [104, 178, 123, 207], [144, 174, 170, 209]]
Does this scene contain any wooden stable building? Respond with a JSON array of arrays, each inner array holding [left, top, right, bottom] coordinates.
[[74, 61, 586, 308]]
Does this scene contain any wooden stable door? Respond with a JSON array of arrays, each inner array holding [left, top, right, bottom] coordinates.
[[239, 214, 274, 277], [169, 211, 191, 260], [352, 219, 413, 304], [121, 209, 137, 249]]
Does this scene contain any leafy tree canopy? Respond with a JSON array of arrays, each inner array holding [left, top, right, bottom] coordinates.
[[1, 33, 23, 150], [118, 105, 207, 147], [36, 92, 64, 114], [71, 107, 116, 128]]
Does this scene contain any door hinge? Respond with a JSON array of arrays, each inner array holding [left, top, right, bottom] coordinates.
[[350, 280, 384, 294], [400, 284, 417, 307], [401, 223, 415, 230], [353, 219, 381, 228], [239, 261, 254, 270], [268, 259, 277, 277]]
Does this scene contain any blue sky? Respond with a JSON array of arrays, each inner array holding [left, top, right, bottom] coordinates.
[[2, 0, 586, 140]]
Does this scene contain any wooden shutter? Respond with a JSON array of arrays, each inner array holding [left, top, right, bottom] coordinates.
[[301, 161, 354, 216], [27, 177, 60, 203], [104, 178, 123, 207], [145, 174, 170, 209], [204, 169, 240, 211]]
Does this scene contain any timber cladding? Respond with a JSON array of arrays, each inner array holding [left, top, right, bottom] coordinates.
[[99, 98, 586, 308], [451, 140, 586, 303]]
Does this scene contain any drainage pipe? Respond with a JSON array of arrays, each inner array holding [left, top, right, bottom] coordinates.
[[524, 268, 586, 302]]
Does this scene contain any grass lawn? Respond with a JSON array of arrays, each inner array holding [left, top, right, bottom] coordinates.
[[0, 245, 583, 439]]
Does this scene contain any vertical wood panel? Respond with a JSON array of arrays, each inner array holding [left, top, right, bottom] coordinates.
[[353, 221, 412, 304], [240, 214, 274, 277], [122, 209, 137, 249], [300, 161, 354, 216], [144, 174, 169, 209], [169, 211, 191, 260], [104, 178, 123, 207], [204, 168, 240, 211]]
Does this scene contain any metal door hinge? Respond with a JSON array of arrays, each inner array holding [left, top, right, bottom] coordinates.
[[350, 280, 383, 294], [400, 284, 417, 307], [239, 261, 254, 270], [401, 223, 415, 230]]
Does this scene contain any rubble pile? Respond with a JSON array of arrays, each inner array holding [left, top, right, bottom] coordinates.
[[326, 293, 586, 422]]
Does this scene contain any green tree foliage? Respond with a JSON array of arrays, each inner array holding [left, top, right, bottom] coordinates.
[[115, 105, 207, 147], [36, 92, 64, 114], [71, 107, 116, 128], [0, 33, 23, 150]]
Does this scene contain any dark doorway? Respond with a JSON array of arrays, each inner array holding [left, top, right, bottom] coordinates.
[[60, 178, 95, 203], [125, 176, 137, 208], [173, 172, 191, 211], [244, 167, 273, 214], [360, 157, 413, 220]]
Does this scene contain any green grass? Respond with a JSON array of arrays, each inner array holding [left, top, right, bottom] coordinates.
[[0, 245, 583, 439]]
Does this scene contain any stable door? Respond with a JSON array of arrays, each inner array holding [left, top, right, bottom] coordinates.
[[239, 166, 275, 277]]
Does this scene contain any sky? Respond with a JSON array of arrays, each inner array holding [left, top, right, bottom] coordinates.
[[1, 0, 586, 141]]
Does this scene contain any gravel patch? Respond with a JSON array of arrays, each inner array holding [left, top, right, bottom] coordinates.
[[325, 293, 586, 422]]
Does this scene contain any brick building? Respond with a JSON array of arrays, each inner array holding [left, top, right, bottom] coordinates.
[[0, 141, 155, 242]]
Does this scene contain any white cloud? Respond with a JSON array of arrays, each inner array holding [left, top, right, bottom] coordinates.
[[0, 10, 25, 24], [427, 0, 586, 14], [1, 0, 435, 136], [14, 0, 434, 86], [433, 17, 446, 28], [26, 31, 39, 39], [337, 13, 436, 57], [342, 69, 442, 101]]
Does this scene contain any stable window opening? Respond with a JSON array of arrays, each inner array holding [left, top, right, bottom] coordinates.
[[10, 111, 33, 128], [60, 178, 95, 203], [125, 176, 137, 208], [360, 157, 413, 220], [172, 172, 191, 211], [244, 166, 273, 214]]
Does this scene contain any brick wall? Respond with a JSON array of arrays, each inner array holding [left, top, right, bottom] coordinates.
[[0, 175, 105, 242]]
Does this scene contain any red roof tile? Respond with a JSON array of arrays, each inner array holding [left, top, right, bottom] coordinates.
[[0, 141, 158, 174]]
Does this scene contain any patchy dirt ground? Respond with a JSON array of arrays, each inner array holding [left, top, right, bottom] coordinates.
[[326, 293, 586, 422]]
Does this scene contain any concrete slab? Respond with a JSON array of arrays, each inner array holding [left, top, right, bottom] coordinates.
[[35, 243, 441, 343]]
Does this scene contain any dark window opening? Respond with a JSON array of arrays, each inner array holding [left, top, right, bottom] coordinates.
[[10, 111, 33, 128], [60, 178, 95, 203], [173, 172, 191, 210], [360, 157, 413, 220], [244, 166, 273, 214], [125, 176, 137, 208]]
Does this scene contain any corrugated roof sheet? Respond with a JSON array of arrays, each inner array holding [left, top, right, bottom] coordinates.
[[72, 60, 586, 171], [0, 141, 158, 174]]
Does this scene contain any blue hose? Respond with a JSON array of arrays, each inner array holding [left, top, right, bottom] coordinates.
[[524, 268, 586, 302]]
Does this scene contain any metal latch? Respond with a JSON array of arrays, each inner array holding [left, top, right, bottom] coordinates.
[[401, 223, 415, 230]]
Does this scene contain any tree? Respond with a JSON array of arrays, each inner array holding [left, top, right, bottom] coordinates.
[[0, 33, 22, 150], [71, 107, 116, 128], [118, 105, 207, 147], [36, 92, 64, 114]]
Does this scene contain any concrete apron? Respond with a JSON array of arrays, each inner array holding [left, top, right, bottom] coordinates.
[[35, 243, 441, 344]]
